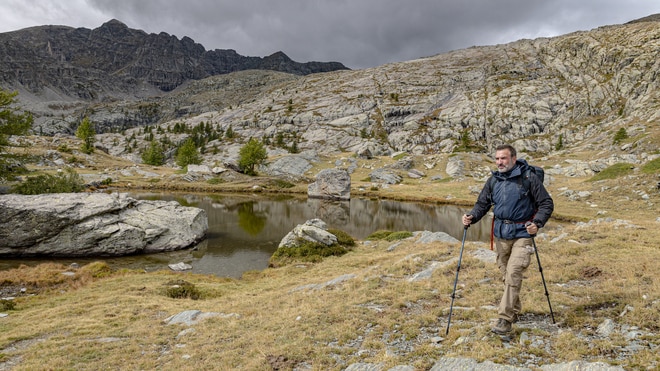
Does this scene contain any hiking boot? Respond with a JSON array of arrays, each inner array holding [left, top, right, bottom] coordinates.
[[512, 313, 519, 323], [491, 318, 512, 335]]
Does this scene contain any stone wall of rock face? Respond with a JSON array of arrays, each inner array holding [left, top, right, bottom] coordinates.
[[0, 193, 208, 257]]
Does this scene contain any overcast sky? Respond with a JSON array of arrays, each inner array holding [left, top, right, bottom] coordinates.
[[1, 0, 658, 69]]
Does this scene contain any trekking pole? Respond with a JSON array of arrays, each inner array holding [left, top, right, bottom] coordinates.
[[526, 222, 556, 324], [446, 224, 468, 335]]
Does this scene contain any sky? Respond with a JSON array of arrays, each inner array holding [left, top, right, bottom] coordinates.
[[0, 0, 658, 70]]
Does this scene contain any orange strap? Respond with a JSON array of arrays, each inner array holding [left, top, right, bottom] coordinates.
[[490, 217, 495, 251]]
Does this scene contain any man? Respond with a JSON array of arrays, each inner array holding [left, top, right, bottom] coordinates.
[[462, 144, 554, 335]]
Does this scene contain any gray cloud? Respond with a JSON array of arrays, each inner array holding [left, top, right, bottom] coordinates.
[[1, 0, 658, 69]]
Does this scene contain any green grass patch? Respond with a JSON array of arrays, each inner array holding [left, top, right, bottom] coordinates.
[[641, 157, 660, 174], [207, 177, 224, 185], [366, 230, 394, 240], [385, 231, 413, 241], [268, 179, 294, 188], [366, 230, 413, 241], [587, 163, 634, 181]]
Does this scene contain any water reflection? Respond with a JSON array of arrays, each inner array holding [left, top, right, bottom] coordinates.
[[0, 192, 491, 278]]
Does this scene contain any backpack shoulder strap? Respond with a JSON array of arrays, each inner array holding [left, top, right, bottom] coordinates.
[[522, 168, 532, 192], [486, 175, 497, 204]]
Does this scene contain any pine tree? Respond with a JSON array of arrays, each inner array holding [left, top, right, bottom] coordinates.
[[141, 140, 165, 166], [176, 138, 202, 167], [238, 138, 268, 176], [75, 117, 96, 154], [0, 89, 32, 151]]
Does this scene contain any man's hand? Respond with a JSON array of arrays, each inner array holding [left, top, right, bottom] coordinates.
[[525, 222, 538, 236], [462, 214, 473, 227]]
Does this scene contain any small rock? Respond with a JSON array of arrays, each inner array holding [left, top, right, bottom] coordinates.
[[596, 318, 616, 337], [168, 262, 193, 271]]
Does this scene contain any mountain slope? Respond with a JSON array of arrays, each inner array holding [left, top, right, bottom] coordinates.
[[3, 17, 660, 157]]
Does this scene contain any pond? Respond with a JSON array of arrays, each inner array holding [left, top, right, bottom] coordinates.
[[0, 192, 492, 278]]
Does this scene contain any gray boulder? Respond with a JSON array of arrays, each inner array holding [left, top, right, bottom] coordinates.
[[278, 219, 337, 248], [0, 192, 207, 257], [308, 168, 351, 200]]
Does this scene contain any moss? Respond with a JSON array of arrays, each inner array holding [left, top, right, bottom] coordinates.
[[328, 228, 356, 247]]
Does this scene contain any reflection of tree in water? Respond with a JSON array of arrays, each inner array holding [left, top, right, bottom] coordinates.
[[237, 202, 267, 236]]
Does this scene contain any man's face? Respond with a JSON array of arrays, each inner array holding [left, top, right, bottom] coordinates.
[[495, 149, 516, 173]]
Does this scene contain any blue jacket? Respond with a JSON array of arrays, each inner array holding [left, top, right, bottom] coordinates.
[[468, 159, 554, 240]]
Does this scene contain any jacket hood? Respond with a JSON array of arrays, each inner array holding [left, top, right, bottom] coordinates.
[[492, 158, 529, 180]]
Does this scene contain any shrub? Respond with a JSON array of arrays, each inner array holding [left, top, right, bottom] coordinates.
[[78, 261, 113, 278], [164, 280, 201, 300], [612, 127, 628, 145], [328, 228, 356, 247], [367, 230, 394, 240], [269, 229, 355, 266], [57, 144, 72, 153], [12, 168, 84, 194], [0, 299, 15, 311], [270, 240, 349, 266]]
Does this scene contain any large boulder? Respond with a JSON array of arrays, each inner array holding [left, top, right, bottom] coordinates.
[[0, 193, 208, 257], [278, 219, 337, 248], [308, 168, 351, 200]]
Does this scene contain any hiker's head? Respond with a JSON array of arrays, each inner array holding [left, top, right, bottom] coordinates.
[[495, 144, 517, 173]]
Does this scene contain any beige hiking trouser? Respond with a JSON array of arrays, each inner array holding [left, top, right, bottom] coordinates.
[[495, 237, 534, 322]]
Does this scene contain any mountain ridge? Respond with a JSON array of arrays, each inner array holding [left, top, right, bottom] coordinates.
[[0, 19, 348, 96]]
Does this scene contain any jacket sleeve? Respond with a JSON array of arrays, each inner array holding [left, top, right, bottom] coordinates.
[[529, 173, 554, 228], [467, 177, 494, 224]]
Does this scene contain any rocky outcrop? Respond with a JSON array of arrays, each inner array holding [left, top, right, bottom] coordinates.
[[307, 168, 351, 200], [0, 192, 207, 257], [5, 17, 660, 160]]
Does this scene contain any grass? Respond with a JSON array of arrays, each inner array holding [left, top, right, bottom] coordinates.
[[587, 163, 635, 181], [1, 217, 658, 369], [641, 157, 660, 174]]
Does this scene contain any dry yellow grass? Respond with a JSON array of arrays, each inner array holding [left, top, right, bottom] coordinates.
[[1, 212, 658, 369]]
